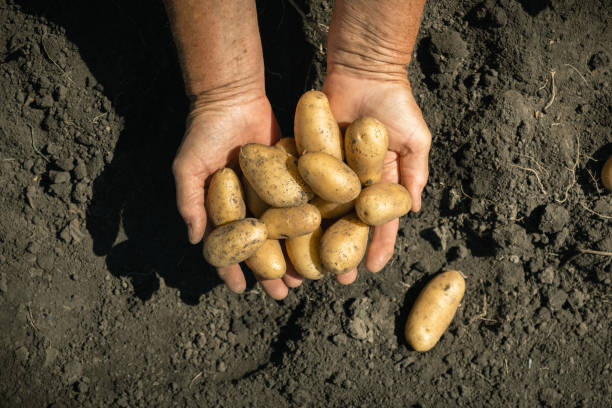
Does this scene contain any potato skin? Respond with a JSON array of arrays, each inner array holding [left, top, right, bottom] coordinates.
[[345, 117, 389, 185], [298, 152, 361, 203], [245, 239, 286, 279], [275, 137, 299, 157], [260, 204, 321, 239], [311, 196, 355, 219], [286, 226, 326, 280], [355, 182, 412, 226], [404, 270, 465, 352], [203, 218, 268, 268], [294, 90, 343, 160], [205, 168, 246, 226], [320, 214, 369, 274], [239, 143, 313, 208], [241, 174, 269, 217], [602, 154, 612, 191]]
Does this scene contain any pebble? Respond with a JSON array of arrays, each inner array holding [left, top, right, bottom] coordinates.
[[539, 266, 555, 285], [539, 204, 569, 234], [49, 170, 71, 184], [73, 161, 88, 180]]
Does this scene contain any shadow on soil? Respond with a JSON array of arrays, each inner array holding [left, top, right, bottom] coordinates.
[[15, 0, 313, 304]]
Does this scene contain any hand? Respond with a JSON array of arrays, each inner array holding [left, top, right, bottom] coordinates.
[[172, 93, 303, 299], [322, 70, 431, 280]]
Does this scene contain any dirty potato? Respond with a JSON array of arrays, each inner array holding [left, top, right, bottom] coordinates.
[[275, 137, 299, 157], [239, 143, 313, 207], [298, 152, 361, 203], [260, 203, 321, 239], [245, 239, 286, 279], [205, 168, 246, 226], [310, 196, 355, 219], [404, 270, 465, 352], [203, 218, 268, 268], [319, 214, 369, 274], [285, 226, 326, 280], [344, 117, 389, 185], [355, 182, 412, 226], [294, 90, 343, 160], [241, 174, 269, 218], [602, 154, 612, 191]]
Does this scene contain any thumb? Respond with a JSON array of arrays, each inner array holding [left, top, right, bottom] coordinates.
[[173, 158, 208, 244]]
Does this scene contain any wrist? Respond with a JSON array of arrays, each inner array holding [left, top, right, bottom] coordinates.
[[326, 0, 425, 81], [189, 70, 266, 110]]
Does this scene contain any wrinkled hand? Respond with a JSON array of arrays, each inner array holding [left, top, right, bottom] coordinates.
[[173, 94, 303, 299], [323, 71, 431, 281]]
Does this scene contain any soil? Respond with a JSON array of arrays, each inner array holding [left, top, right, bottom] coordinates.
[[1, 0, 611, 406]]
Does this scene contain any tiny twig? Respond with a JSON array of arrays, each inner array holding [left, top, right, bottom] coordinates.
[[27, 305, 39, 331], [537, 77, 549, 91], [555, 134, 580, 204], [470, 294, 498, 324], [564, 64, 589, 86], [511, 164, 547, 195], [27, 124, 50, 162], [580, 202, 612, 219], [543, 71, 556, 112], [189, 372, 202, 388], [578, 248, 612, 257]]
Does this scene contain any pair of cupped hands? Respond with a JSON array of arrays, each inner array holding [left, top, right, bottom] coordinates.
[[172, 69, 431, 300]]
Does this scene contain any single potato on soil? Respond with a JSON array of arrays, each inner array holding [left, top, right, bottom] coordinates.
[[260, 203, 321, 239], [344, 116, 389, 185], [355, 182, 412, 226], [294, 90, 343, 160], [206, 168, 246, 226], [285, 226, 326, 280], [203, 218, 268, 268], [298, 152, 361, 203], [404, 270, 465, 351], [320, 214, 369, 274], [239, 143, 313, 208], [245, 239, 286, 279]]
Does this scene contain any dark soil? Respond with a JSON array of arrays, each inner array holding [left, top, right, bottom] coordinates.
[[1, 0, 611, 406]]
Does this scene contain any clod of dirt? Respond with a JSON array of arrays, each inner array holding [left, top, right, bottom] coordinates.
[[539, 204, 569, 234], [588, 51, 609, 71], [343, 296, 393, 343], [547, 288, 568, 310], [62, 360, 83, 385], [497, 261, 524, 292], [538, 266, 555, 285]]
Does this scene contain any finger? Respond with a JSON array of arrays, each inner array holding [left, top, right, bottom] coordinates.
[[282, 264, 304, 288], [335, 268, 357, 285], [173, 159, 207, 244], [365, 218, 399, 273], [257, 278, 289, 300], [399, 153, 429, 212], [280, 242, 303, 288], [216, 264, 246, 293]]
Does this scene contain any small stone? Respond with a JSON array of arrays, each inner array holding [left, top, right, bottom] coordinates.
[[26, 242, 40, 254], [216, 361, 226, 372], [195, 333, 206, 348], [37, 253, 54, 271]]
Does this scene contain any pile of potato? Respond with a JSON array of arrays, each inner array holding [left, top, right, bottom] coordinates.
[[202, 90, 412, 280]]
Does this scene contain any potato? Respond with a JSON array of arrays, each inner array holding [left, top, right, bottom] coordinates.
[[241, 174, 269, 217], [355, 182, 412, 226], [245, 239, 286, 279], [294, 90, 343, 160], [275, 137, 299, 157], [298, 152, 361, 203], [205, 168, 246, 226], [203, 218, 268, 268], [285, 226, 326, 279], [239, 143, 313, 208], [602, 154, 612, 191], [311, 196, 355, 219], [404, 270, 465, 352], [345, 117, 389, 185], [260, 203, 321, 239], [320, 214, 369, 274]]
